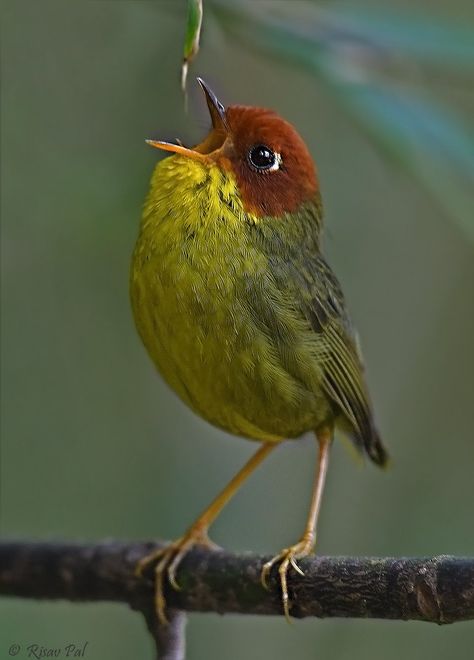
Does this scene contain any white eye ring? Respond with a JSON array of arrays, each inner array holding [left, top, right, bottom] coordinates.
[[247, 145, 283, 173], [268, 152, 282, 172]]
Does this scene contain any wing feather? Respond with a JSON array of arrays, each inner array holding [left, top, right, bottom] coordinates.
[[300, 257, 388, 466]]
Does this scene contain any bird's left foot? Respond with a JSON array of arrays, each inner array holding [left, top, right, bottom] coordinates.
[[261, 536, 315, 621], [135, 528, 219, 624]]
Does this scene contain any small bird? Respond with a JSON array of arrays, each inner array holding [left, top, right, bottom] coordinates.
[[130, 78, 388, 622]]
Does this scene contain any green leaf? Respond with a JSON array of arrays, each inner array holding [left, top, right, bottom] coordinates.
[[318, 5, 474, 69], [333, 84, 474, 241], [182, 0, 204, 92]]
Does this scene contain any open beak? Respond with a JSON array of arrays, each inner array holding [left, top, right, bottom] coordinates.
[[144, 139, 207, 160], [146, 78, 227, 159], [196, 77, 228, 131]]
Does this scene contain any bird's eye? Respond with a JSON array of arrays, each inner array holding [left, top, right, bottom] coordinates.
[[248, 145, 281, 172]]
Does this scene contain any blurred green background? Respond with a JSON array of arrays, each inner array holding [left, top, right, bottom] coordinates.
[[1, 1, 473, 658]]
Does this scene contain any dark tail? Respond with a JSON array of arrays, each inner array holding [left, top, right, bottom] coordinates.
[[364, 426, 390, 468]]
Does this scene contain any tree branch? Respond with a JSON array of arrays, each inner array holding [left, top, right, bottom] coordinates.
[[1, 541, 473, 646]]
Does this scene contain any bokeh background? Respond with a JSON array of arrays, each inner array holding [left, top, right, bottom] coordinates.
[[1, 1, 473, 659]]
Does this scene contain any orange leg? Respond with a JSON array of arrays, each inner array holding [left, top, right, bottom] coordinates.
[[137, 442, 276, 623], [261, 428, 332, 620]]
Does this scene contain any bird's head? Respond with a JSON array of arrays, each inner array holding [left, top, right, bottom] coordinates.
[[147, 78, 319, 219]]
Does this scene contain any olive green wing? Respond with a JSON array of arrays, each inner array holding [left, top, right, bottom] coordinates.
[[245, 212, 387, 464], [301, 257, 388, 466]]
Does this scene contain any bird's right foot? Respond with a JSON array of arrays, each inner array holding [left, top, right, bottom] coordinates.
[[135, 528, 219, 624]]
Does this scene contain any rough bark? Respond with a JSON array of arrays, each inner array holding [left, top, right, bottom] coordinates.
[[1, 540, 473, 657], [1, 540, 473, 623]]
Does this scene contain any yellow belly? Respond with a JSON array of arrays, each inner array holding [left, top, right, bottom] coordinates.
[[130, 155, 330, 442]]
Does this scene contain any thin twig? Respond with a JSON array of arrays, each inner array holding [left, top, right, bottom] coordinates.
[[144, 608, 187, 660]]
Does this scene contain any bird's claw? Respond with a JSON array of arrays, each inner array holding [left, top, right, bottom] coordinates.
[[135, 530, 219, 624], [135, 546, 167, 578], [290, 556, 305, 576], [260, 538, 313, 621]]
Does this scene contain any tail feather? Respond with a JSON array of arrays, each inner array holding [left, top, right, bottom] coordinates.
[[364, 426, 389, 468]]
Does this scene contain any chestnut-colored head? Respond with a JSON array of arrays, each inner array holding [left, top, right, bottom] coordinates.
[[148, 79, 319, 218]]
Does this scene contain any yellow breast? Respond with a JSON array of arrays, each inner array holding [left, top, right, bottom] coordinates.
[[130, 155, 329, 442]]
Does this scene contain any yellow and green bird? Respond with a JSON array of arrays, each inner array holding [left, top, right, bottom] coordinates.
[[130, 78, 388, 622]]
